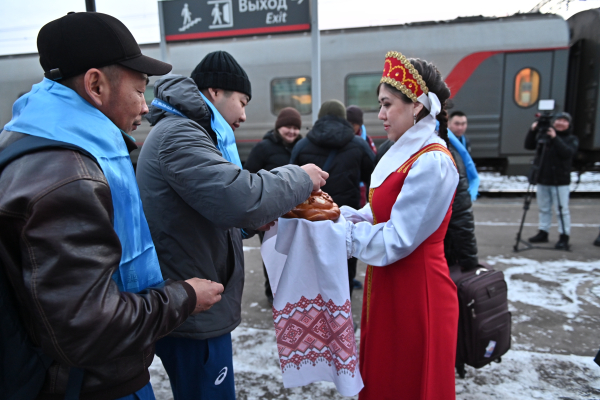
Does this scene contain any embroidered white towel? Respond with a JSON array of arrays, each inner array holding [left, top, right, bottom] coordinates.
[[261, 216, 363, 397]]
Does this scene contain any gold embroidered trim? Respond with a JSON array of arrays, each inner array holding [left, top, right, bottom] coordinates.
[[397, 144, 456, 174], [386, 51, 429, 95], [366, 187, 376, 323], [366, 265, 373, 323], [368, 187, 377, 225], [381, 76, 419, 103], [380, 51, 429, 101]]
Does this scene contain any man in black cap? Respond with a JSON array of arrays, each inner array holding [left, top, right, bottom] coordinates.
[[136, 51, 328, 399], [0, 12, 224, 400], [525, 111, 579, 250]]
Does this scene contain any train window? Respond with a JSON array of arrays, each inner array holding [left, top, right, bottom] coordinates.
[[271, 77, 311, 115], [346, 73, 381, 112], [144, 86, 155, 105], [514, 68, 540, 108]]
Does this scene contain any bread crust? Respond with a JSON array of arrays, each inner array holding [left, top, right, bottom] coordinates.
[[282, 191, 340, 221]]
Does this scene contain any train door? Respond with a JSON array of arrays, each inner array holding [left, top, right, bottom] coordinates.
[[500, 51, 554, 158]]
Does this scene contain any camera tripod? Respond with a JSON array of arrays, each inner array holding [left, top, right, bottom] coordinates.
[[513, 136, 570, 252]]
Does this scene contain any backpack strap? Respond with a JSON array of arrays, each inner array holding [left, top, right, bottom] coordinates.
[[64, 368, 85, 400], [322, 149, 338, 172], [0, 135, 94, 171]]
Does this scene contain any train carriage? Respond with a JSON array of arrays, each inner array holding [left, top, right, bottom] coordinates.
[[0, 9, 598, 174]]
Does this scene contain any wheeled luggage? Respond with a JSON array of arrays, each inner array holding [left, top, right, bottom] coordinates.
[[450, 264, 512, 378]]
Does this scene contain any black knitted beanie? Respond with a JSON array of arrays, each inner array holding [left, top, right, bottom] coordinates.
[[191, 51, 252, 100]]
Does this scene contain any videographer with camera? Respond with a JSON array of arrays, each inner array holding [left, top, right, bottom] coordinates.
[[524, 111, 578, 250]]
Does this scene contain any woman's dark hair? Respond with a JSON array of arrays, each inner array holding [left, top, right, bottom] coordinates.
[[377, 58, 451, 146]]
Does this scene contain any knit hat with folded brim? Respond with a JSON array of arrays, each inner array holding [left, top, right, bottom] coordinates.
[[276, 107, 302, 130], [191, 51, 252, 100]]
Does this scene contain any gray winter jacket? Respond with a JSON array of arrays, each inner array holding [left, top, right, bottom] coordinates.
[[136, 75, 313, 339]]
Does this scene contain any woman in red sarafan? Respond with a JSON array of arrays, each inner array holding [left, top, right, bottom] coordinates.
[[340, 51, 459, 399]]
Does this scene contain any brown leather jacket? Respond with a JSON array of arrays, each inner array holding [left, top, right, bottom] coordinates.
[[0, 130, 196, 400]]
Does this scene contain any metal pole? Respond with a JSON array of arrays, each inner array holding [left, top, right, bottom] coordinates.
[[157, 1, 169, 64], [85, 0, 96, 12], [310, 0, 320, 124]]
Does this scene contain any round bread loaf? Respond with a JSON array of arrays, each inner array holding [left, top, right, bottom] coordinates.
[[282, 190, 340, 221]]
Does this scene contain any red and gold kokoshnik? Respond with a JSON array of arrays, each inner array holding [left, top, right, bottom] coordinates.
[[381, 51, 428, 103]]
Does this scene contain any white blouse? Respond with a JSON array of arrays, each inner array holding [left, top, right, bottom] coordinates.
[[342, 135, 458, 267]]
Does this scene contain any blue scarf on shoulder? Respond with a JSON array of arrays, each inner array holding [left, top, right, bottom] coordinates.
[[151, 92, 242, 168], [4, 78, 163, 293], [448, 130, 480, 202]]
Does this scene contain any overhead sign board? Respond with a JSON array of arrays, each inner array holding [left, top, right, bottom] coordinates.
[[160, 0, 310, 42]]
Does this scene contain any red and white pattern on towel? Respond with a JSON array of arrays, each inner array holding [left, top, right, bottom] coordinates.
[[272, 294, 359, 376]]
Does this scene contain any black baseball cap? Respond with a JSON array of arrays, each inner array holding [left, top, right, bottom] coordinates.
[[38, 12, 172, 80]]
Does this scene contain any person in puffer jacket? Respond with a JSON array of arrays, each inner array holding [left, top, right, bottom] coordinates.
[[245, 107, 303, 173], [245, 107, 303, 304], [136, 51, 328, 400], [291, 100, 375, 297]]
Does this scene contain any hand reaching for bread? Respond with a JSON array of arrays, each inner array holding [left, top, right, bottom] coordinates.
[[300, 164, 329, 191]]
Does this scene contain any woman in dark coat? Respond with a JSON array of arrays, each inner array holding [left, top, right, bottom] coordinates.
[[245, 107, 303, 304], [245, 107, 302, 173]]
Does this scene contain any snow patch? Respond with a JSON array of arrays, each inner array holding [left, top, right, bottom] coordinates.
[[478, 171, 600, 192], [149, 327, 600, 400], [243, 246, 260, 252], [489, 257, 600, 315]]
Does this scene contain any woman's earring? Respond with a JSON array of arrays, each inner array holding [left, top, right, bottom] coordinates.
[[413, 114, 417, 125]]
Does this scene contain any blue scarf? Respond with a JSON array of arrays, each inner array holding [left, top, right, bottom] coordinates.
[[151, 93, 242, 168], [4, 78, 163, 293], [360, 125, 367, 141], [448, 130, 480, 202]]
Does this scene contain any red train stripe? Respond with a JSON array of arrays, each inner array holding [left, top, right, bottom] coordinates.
[[166, 24, 311, 41], [446, 47, 569, 98], [445, 51, 501, 99]]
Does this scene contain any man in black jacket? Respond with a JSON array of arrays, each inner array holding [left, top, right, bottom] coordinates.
[[525, 112, 579, 250], [291, 100, 375, 296], [0, 13, 222, 400]]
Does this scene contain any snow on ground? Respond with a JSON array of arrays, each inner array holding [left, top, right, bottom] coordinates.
[[478, 171, 600, 192], [488, 257, 600, 317], [150, 332, 600, 400], [150, 256, 600, 399]]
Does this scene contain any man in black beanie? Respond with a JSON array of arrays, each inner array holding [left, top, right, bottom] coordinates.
[[136, 51, 328, 399]]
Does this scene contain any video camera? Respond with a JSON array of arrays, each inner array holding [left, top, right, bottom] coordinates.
[[527, 99, 555, 185], [534, 99, 556, 139]]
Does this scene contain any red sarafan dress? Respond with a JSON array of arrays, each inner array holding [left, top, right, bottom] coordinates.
[[359, 143, 459, 400]]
